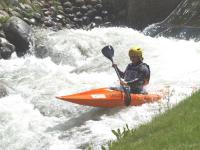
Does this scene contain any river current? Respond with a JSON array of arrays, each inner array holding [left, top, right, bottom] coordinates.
[[1, 27, 200, 149]]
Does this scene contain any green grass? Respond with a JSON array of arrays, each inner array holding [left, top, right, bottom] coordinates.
[[109, 90, 200, 150]]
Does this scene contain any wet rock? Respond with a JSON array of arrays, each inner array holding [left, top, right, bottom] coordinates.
[[44, 20, 55, 27], [50, 6, 56, 12], [58, 9, 65, 16], [64, 8, 73, 14], [3, 17, 33, 57], [80, 5, 88, 13], [82, 16, 90, 25], [0, 47, 13, 59], [57, 6, 64, 12], [0, 84, 8, 98], [63, 1, 73, 8], [90, 0, 99, 6], [33, 13, 42, 20], [86, 4, 93, 10], [57, 14, 64, 20], [87, 9, 96, 18], [95, 4, 103, 11], [35, 44, 49, 58], [76, 11, 83, 18], [0, 38, 15, 59], [42, 8, 48, 12], [44, 10, 53, 16], [29, 18, 36, 25], [94, 16, 102, 24], [101, 10, 108, 17], [0, 31, 5, 38], [75, 0, 85, 6], [67, 13, 75, 20], [73, 6, 81, 12]]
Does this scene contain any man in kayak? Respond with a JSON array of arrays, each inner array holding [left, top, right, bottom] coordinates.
[[112, 46, 150, 94]]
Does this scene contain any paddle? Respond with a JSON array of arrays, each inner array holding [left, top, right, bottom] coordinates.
[[101, 45, 131, 106]]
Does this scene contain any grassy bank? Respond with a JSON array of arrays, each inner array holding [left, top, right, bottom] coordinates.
[[109, 90, 200, 150]]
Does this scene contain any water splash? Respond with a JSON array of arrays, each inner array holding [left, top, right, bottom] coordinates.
[[0, 27, 200, 149]]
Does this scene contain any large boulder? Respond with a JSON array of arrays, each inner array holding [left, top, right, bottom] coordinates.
[[3, 16, 33, 57]]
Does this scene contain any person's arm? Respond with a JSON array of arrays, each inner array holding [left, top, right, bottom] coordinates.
[[112, 64, 125, 78]]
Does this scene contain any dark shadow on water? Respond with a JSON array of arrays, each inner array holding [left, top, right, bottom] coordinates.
[[46, 107, 123, 132]]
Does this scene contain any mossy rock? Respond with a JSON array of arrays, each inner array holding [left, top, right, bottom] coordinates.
[[0, 16, 10, 24]]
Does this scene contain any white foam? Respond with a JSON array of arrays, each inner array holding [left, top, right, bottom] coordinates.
[[1, 27, 200, 149]]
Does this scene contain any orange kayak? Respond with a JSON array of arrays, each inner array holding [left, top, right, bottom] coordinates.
[[56, 87, 162, 108]]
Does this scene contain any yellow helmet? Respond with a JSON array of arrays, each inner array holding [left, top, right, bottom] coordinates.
[[129, 46, 143, 60]]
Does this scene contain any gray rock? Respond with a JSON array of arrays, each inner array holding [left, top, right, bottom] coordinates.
[[80, 5, 88, 13], [3, 17, 33, 57], [0, 31, 5, 38], [75, 0, 85, 6], [44, 11, 53, 16], [82, 16, 90, 25], [44, 20, 55, 27], [0, 84, 8, 98], [33, 13, 42, 20], [64, 8, 73, 14], [35, 45, 49, 58], [76, 11, 83, 18], [57, 15, 64, 20], [86, 4, 93, 10], [94, 16, 102, 24], [87, 9, 96, 18], [73, 6, 81, 12], [101, 10, 108, 17], [90, 0, 99, 6], [0, 10, 9, 18], [0, 38, 15, 59], [30, 18, 36, 25], [95, 4, 103, 11], [63, 2, 73, 8]]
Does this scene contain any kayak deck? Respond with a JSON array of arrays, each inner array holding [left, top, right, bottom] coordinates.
[[56, 87, 162, 108]]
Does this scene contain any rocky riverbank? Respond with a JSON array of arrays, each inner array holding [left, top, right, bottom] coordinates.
[[0, 0, 116, 61], [0, 0, 184, 61]]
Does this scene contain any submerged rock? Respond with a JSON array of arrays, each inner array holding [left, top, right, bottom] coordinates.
[[0, 84, 8, 98], [0, 38, 15, 59]]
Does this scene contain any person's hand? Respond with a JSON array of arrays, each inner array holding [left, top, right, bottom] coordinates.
[[120, 80, 128, 86], [112, 63, 117, 68]]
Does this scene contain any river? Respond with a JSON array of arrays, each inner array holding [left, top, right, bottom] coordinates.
[[1, 27, 200, 149]]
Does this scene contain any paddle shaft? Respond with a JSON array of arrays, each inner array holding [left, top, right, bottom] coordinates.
[[101, 45, 131, 106], [111, 61, 131, 106]]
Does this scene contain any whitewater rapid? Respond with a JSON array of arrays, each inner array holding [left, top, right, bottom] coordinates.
[[1, 27, 200, 150]]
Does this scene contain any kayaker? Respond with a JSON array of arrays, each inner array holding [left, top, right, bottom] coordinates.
[[112, 46, 150, 94]]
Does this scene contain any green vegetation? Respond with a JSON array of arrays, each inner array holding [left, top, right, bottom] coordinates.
[[0, 16, 10, 24], [0, 0, 12, 13], [109, 90, 200, 150]]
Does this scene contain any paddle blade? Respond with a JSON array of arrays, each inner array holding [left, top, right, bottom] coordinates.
[[101, 45, 114, 62]]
